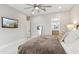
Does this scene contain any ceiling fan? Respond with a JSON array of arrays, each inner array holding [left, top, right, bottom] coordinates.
[[24, 4, 52, 14]]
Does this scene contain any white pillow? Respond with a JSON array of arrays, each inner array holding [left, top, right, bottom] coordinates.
[[64, 30, 79, 44]]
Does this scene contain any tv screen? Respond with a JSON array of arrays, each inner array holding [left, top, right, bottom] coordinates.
[[2, 17, 18, 28]]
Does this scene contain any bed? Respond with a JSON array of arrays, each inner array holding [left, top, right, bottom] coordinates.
[[61, 30, 79, 54], [18, 35, 66, 54]]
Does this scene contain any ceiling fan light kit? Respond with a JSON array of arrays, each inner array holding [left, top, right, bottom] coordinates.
[[24, 4, 52, 14], [35, 7, 39, 10]]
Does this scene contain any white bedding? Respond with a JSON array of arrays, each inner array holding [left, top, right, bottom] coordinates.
[[61, 30, 79, 54], [61, 41, 79, 54]]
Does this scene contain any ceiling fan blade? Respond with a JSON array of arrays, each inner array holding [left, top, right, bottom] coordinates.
[[38, 4, 44, 6], [41, 6, 52, 7], [24, 7, 33, 9], [26, 4, 34, 6], [39, 7, 46, 11]]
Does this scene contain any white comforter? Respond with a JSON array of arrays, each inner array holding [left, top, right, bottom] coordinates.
[[61, 40, 79, 54], [61, 30, 79, 54]]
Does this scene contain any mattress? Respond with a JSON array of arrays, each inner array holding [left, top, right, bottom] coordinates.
[[18, 35, 66, 54]]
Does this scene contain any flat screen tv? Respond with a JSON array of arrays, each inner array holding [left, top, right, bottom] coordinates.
[[2, 17, 18, 28]]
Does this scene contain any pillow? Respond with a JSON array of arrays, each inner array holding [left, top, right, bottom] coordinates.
[[64, 30, 79, 44]]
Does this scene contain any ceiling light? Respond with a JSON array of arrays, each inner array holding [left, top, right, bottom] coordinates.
[[35, 7, 39, 10], [58, 6, 62, 9]]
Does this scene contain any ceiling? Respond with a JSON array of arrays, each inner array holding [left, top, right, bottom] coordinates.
[[7, 4, 74, 16]]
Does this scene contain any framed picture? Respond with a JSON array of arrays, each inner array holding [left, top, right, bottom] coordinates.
[[2, 17, 18, 28]]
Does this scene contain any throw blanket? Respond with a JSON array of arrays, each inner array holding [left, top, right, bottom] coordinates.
[[18, 35, 66, 54]]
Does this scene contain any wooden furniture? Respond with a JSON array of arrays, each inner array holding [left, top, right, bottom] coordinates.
[[52, 31, 59, 35]]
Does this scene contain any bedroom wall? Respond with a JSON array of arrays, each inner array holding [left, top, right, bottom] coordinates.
[[70, 5, 79, 24], [31, 14, 52, 36], [0, 5, 27, 46], [31, 11, 71, 37]]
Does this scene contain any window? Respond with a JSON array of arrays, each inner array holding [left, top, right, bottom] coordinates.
[[51, 17, 60, 31]]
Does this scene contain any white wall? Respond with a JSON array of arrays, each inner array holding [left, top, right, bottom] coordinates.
[[59, 12, 71, 32], [31, 11, 71, 37], [31, 15, 52, 36], [70, 5, 79, 24], [0, 5, 27, 46]]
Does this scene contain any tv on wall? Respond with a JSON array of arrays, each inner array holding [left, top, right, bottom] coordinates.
[[2, 17, 18, 28]]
